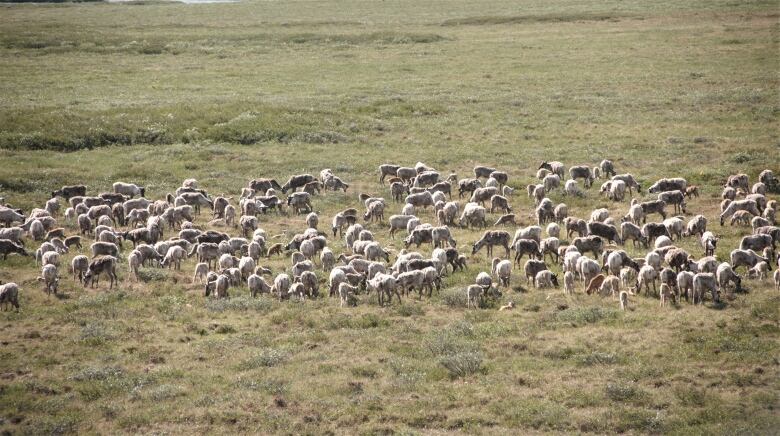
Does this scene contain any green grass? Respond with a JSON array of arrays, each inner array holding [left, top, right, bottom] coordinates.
[[0, 0, 779, 433]]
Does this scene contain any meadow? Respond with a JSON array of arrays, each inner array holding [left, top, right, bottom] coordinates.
[[0, 0, 779, 433]]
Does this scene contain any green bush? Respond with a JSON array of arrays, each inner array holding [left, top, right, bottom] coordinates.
[[235, 377, 288, 394], [426, 322, 484, 378], [326, 313, 390, 329], [542, 346, 580, 361], [72, 366, 124, 381], [577, 351, 622, 366], [426, 332, 477, 357], [387, 358, 425, 387], [556, 307, 619, 325], [157, 295, 185, 320], [214, 324, 236, 334], [352, 313, 389, 329], [395, 303, 425, 317], [137, 268, 168, 283], [239, 347, 289, 369], [205, 296, 274, 313], [438, 351, 484, 378], [441, 288, 467, 308], [499, 399, 571, 430], [605, 382, 645, 403], [133, 384, 186, 402], [79, 322, 116, 345]]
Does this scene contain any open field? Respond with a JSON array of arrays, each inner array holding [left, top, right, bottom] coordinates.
[[1, 0, 779, 434]]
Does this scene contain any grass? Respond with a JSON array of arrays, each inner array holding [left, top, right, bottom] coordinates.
[[0, 0, 779, 433]]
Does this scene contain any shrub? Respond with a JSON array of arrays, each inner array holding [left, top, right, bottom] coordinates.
[[352, 313, 389, 329], [239, 347, 288, 369], [387, 358, 425, 387], [205, 296, 274, 313], [426, 322, 484, 378], [438, 351, 484, 378], [441, 288, 467, 308], [395, 303, 425, 317], [577, 351, 621, 366], [351, 366, 378, 379], [71, 366, 124, 381], [605, 382, 644, 403], [71, 292, 125, 310], [450, 320, 476, 337], [215, 324, 237, 334], [138, 43, 165, 55], [138, 268, 168, 283], [612, 409, 664, 433], [132, 384, 185, 402], [556, 307, 619, 325], [426, 334, 478, 357], [441, 12, 624, 26], [280, 32, 445, 45], [235, 377, 288, 394], [326, 313, 390, 329], [542, 346, 580, 361], [499, 399, 571, 430], [750, 296, 780, 322], [27, 418, 78, 436], [730, 151, 761, 164], [79, 322, 116, 345], [674, 386, 708, 406], [157, 295, 185, 320], [297, 131, 348, 144]]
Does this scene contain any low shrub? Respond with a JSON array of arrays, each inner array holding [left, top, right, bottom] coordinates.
[[556, 307, 619, 325], [239, 347, 289, 369], [205, 296, 274, 313], [438, 351, 484, 378]]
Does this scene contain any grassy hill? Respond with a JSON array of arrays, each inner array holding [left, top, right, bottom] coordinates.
[[0, 0, 778, 433]]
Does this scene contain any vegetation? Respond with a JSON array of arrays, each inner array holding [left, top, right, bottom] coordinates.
[[2, 0, 101, 3], [0, 0, 778, 433]]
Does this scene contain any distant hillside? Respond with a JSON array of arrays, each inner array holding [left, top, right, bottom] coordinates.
[[3, 0, 102, 3]]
